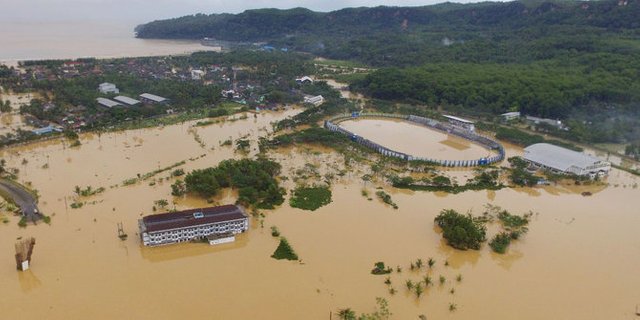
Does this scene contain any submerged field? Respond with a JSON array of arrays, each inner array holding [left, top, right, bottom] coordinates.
[[0, 109, 639, 319]]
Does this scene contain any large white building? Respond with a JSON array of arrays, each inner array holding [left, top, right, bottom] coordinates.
[[523, 143, 611, 177], [98, 82, 119, 94], [138, 205, 249, 246]]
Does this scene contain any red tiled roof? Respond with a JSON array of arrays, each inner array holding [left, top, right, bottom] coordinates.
[[142, 205, 246, 233]]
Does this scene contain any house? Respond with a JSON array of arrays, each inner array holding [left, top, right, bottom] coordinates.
[[139, 93, 168, 104], [295, 76, 313, 84], [191, 69, 205, 80], [113, 95, 141, 106], [138, 205, 249, 246], [98, 82, 119, 94], [501, 111, 521, 121], [303, 95, 324, 106], [96, 97, 122, 108]]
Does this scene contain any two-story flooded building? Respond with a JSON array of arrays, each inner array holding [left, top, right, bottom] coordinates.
[[138, 205, 249, 246]]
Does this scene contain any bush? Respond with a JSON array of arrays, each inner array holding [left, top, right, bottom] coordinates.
[[434, 209, 486, 250], [271, 237, 298, 260], [289, 186, 332, 211], [371, 262, 392, 275], [489, 232, 512, 254]]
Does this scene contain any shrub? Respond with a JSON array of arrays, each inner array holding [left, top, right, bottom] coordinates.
[[271, 238, 298, 260], [489, 232, 512, 254]]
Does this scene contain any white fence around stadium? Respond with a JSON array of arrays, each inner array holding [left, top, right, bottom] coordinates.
[[324, 113, 505, 167]]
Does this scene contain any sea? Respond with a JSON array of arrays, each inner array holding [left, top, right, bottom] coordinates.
[[0, 20, 214, 65]]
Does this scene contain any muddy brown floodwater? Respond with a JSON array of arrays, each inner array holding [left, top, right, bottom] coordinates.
[[339, 118, 498, 161], [0, 108, 639, 320]]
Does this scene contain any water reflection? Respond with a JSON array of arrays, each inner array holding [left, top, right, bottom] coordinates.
[[140, 234, 248, 263], [491, 249, 524, 270], [17, 270, 42, 293]]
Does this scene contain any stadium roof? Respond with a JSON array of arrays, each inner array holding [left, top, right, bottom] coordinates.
[[523, 143, 603, 172], [443, 115, 474, 124]]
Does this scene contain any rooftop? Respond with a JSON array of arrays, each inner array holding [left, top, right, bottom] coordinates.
[[96, 97, 121, 108], [523, 143, 605, 172], [443, 115, 474, 124], [141, 205, 247, 233], [140, 93, 167, 102], [113, 95, 140, 106]]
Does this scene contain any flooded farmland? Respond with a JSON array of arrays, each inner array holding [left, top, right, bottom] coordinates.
[[1, 108, 639, 320]]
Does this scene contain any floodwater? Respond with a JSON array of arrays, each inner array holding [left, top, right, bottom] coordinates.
[[0, 90, 38, 135], [1, 108, 639, 320], [0, 21, 215, 65], [340, 118, 497, 161]]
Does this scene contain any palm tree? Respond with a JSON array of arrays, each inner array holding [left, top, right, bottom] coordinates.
[[449, 303, 457, 312], [428, 257, 436, 268], [415, 283, 424, 298], [456, 274, 463, 282], [423, 275, 432, 287], [439, 275, 446, 285], [406, 280, 414, 290], [416, 258, 423, 269], [337, 308, 356, 320]]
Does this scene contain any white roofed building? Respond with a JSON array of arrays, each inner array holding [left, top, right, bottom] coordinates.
[[98, 82, 119, 94], [96, 97, 121, 108], [113, 95, 141, 106], [303, 95, 324, 106], [523, 143, 610, 177], [139, 93, 168, 104], [443, 115, 475, 132], [296, 76, 313, 84]]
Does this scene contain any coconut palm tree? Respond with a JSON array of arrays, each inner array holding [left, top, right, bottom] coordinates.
[[406, 280, 414, 290], [415, 283, 424, 298], [337, 308, 356, 320], [423, 275, 432, 287], [416, 258, 423, 269], [428, 257, 436, 268]]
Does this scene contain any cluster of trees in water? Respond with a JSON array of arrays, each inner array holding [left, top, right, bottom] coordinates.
[[177, 158, 285, 209]]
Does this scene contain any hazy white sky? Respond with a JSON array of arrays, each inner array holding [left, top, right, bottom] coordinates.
[[0, 0, 475, 23]]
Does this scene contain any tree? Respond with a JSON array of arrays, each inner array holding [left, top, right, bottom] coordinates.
[[434, 209, 487, 250], [337, 308, 357, 320]]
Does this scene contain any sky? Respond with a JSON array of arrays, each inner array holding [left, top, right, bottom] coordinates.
[[0, 0, 477, 23]]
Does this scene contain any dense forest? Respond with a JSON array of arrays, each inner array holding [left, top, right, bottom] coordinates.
[[135, 0, 640, 144]]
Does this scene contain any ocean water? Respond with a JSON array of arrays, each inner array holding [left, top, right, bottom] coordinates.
[[0, 20, 213, 64]]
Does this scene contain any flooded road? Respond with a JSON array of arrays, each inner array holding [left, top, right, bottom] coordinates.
[[0, 108, 639, 319]]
